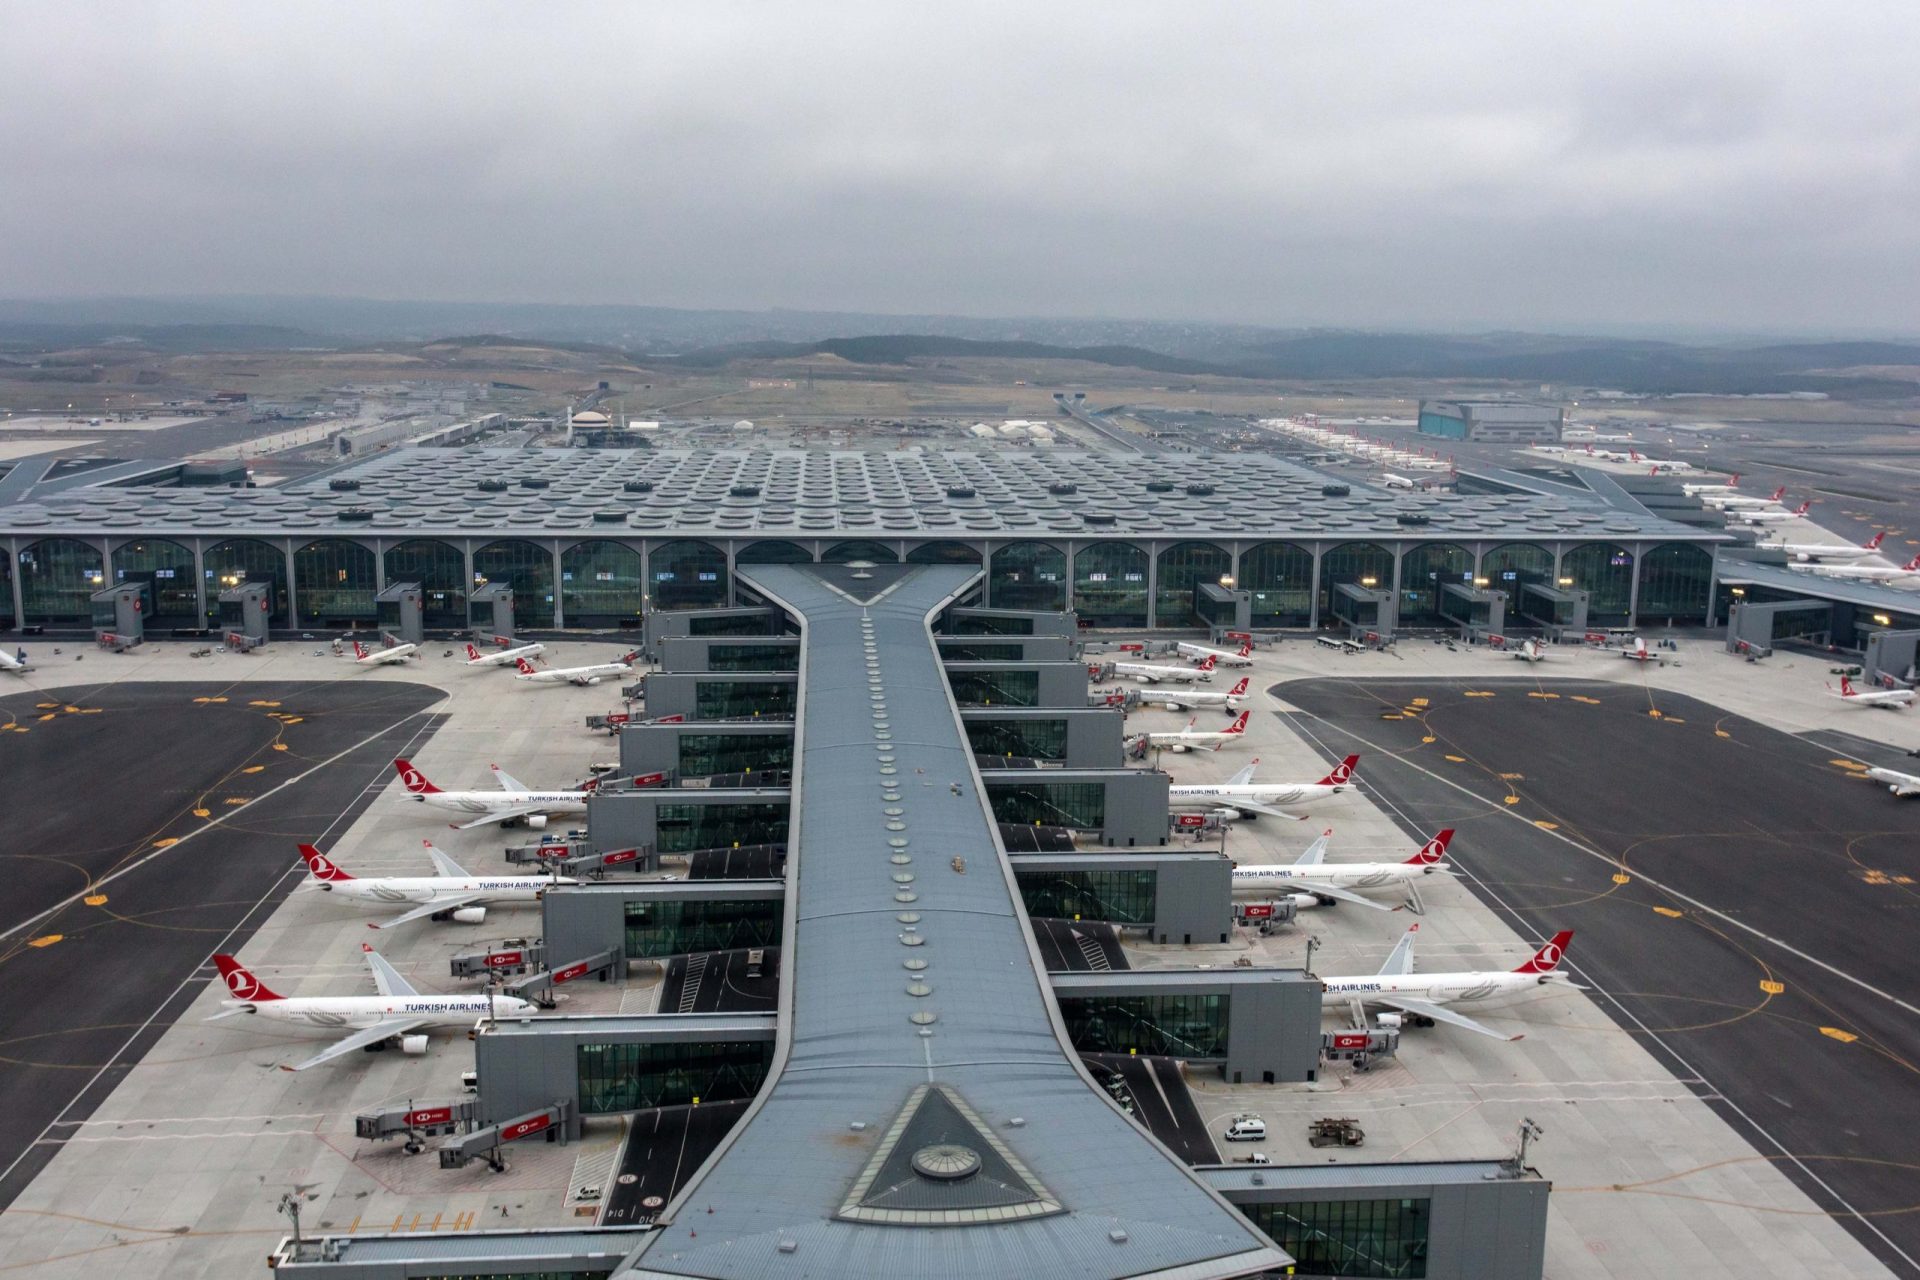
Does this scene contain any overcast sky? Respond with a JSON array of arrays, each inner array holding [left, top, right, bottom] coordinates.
[[4, 2, 1918, 335]]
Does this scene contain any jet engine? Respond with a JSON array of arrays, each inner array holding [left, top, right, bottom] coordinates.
[[526, 814, 548, 830], [451, 906, 487, 924], [1375, 1012, 1404, 1029], [399, 1034, 430, 1055]]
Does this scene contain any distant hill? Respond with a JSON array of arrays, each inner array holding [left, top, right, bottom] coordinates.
[[667, 333, 1227, 376]]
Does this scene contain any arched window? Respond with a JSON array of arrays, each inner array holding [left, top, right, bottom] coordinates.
[[205, 539, 287, 621], [990, 542, 1067, 611], [822, 540, 900, 563], [1398, 543, 1472, 626], [1240, 542, 1313, 627], [473, 540, 555, 629], [1481, 543, 1553, 608], [651, 540, 728, 610], [1154, 542, 1231, 627], [112, 538, 198, 627], [295, 539, 377, 625], [18, 538, 103, 625], [906, 541, 981, 565], [562, 541, 645, 626], [1318, 542, 1394, 621], [1637, 542, 1713, 624], [1562, 543, 1635, 625], [736, 540, 813, 565], [384, 540, 466, 628], [1073, 542, 1149, 627]]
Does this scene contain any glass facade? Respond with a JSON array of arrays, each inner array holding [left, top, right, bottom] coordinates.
[[694, 679, 796, 719], [294, 538, 377, 624], [1243, 1198, 1431, 1278], [1057, 990, 1227, 1058], [0, 553, 11, 627], [947, 668, 1040, 707], [1481, 542, 1553, 605], [654, 802, 789, 854], [622, 895, 783, 957], [561, 540, 645, 626], [205, 538, 287, 622], [736, 540, 813, 565], [385, 539, 467, 628], [1240, 541, 1313, 627], [1073, 543, 1149, 627], [966, 717, 1069, 761], [907, 540, 981, 564], [1016, 868, 1155, 924], [937, 640, 1025, 662], [987, 780, 1106, 829], [576, 1037, 771, 1113], [1319, 542, 1394, 620], [688, 612, 779, 636], [1397, 543, 1471, 626], [474, 539, 555, 629], [989, 542, 1068, 611], [821, 539, 899, 563], [111, 538, 198, 627], [1154, 541, 1231, 626], [651, 540, 728, 610], [677, 733, 794, 778], [947, 612, 1036, 636], [1562, 543, 1635, 625], [706, 642, 799, 672], [19, 538, 105, 625], [1637, 542, 1712, 624]]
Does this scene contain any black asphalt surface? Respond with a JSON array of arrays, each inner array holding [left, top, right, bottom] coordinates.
[[1031, 918, 1130, 971], [1082, 1053, 1217, 1166], [601, 1100, 750, 1226], [657, 948, 780, 1015], [1279, 676, 1920, 1275], [0, 679, 445, 1211]]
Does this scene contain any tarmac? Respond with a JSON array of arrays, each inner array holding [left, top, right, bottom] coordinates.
[[0, 630, 1911, 1277]]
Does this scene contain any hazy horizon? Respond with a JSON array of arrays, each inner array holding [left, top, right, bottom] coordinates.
[[5, 3, 1918, 336]]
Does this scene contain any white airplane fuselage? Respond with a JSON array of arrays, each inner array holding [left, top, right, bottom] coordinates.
[[1170, 782, 1344, 811], [1865, 767, 1920, 796], [1175, 642, 1252, 667], [409, 790, 589, 819], [1233, 860, 1446, 892], [1154, 688, 1244, 711], [1323, 969, 1574, 1008], [316, 874, 568, 907], [517, 662, 630, 685], [226, 993, 530, 1033], [357, 644, 418, 666], [1116, 661, 1208, 685], [469, 643, 546, 668]]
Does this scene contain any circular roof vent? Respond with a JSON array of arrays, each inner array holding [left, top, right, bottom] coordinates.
[[946, 486, 976, 499], [1184, 482, 1215, 497], [911, 1144, 981, 1182], [336, 508, 374, 522], [520, 477, 551, 489], [1321, 484, 1351, 497], [1145, 480, 1175, 493], [478, 479, 508, 492], [593, 510, 628, 523], [1082, 511, 1117, 526], [624, 480, 654, 493], [1048, 482, 1077, 495], [730, 484, 761, 498], [328, 479, 361, 491], [1396, 512, 1432, 525]]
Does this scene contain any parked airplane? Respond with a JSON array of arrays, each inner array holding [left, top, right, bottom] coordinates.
[[1619, 637, 1656, 663], [1380, 473, 1416, 490], [209, 946, 536, 1072], [514, 651, 639, 686], [1864, 765, 1920, 796], [1826, 675, 1914, 710], [1168, 754, 1359, 820], [1320, 925, 1580, 1042], [1628, 449, 1695, 473], [1177, 640, 1254, 668], [1132, 709, 1251, 753], [1729, 500, 1810, 526], [393, 758, 596, 829], [0, 649, 29, 675], [1114, 656, 1213, 685], [1796, 554, 1920, 582], [1680, 474, 1741, 497], [353, 636, 419, 666], [298, 841, 575, 930], [1770, 532, 1883, 562], [1152, 675, 1250, 713], [1702, 485, 1786, 511], [1508, 639, 1545, 663], [1231, 828, 1452, 913], [1314, 635, 1365, 653], [465, 639, 547, 668]]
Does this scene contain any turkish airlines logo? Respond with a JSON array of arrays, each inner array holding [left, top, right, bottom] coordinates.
[[401, 767, 427, 792], [1535, 942, 1562, 969], [307, 850, 340, 878], [224, 967, 261, 1000], [1417, 837, 1443, 862], [1329, 762, 1353, 784]]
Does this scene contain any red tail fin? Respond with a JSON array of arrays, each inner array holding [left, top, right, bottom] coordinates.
[[1407, 829, 1453, 865], [1198, 654, 1217, 672], [393, 758, 440, 793], [515, 657, 537, 674], [1794, 500, 1810, 516], [465, 643, 481, 661], [1224, 709, 1250, 734], [1316, 754, 1359, 786], [1729, 472, 1740, 488], [1237, 641, 1253, 658], [213, 954, 284, 1001], [1514, 930, 1573, 974], [297, 843, 353, 881], [1769, 486, 1785, 502], [1229, 676, 1249, 696], [352, 640, 369, 660], [1866, 532, 1885, 551], [1840, 675, 1856, 696]]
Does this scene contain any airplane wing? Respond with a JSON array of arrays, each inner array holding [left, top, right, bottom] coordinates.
[[421, 842, 471, 879], [1378, 927, 1418, 976], [489, 763, 531, 793], [362, 947, 419, 998], [1292, 830, 1332, 865], [1224, 760, 1260, 787], [1287, 880, 1401, 912], [451, 805, 547, 830], [368, 893, 484, 931], [1228, 799, 1308, 821], [1375, 995, 1522, 1042], [285, 1017, 432, 1072]]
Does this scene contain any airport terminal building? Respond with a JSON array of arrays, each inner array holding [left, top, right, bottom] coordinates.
[[0, 446, 1726, 639]]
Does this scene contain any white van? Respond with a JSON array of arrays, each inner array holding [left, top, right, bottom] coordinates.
[[1222, 1115, 1267, 1142]]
